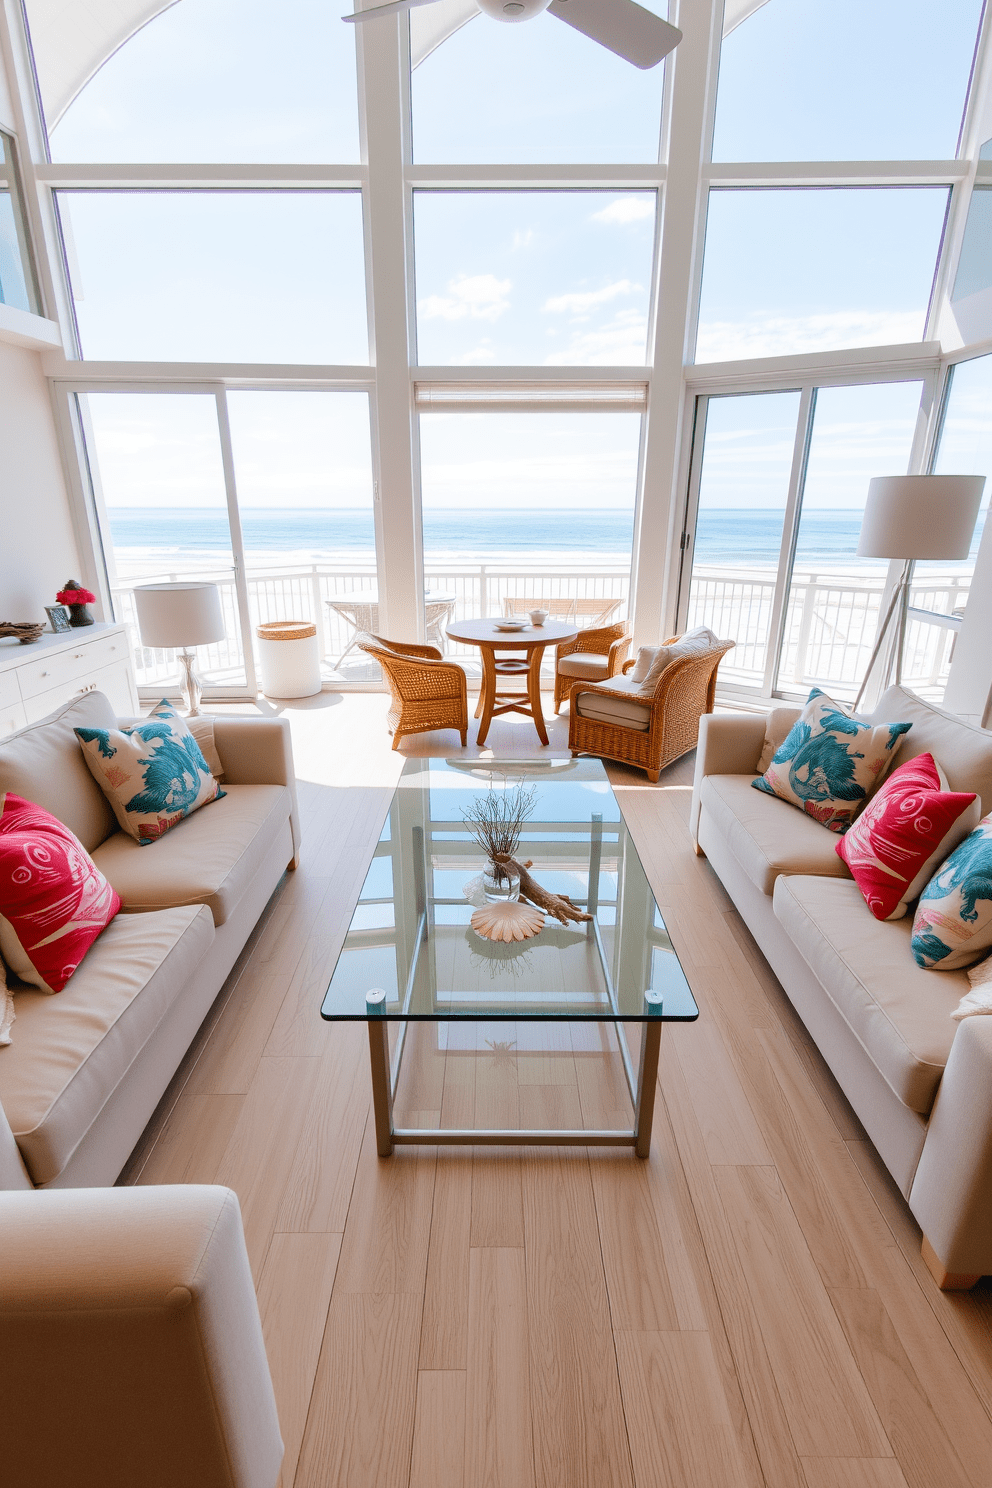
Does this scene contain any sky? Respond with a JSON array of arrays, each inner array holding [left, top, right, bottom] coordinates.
[[38, 0, 991, 526]]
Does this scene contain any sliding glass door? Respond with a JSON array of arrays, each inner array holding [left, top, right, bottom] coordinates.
[[681, 377, 925, 701], [77, 386, 379, 698]]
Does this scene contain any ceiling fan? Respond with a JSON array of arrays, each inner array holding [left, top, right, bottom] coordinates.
[[342, 0, 682, 71]]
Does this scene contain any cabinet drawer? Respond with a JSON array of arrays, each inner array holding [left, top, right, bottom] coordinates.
[[21, 660, 135, 726], [79, 631, 129, 674], [15, 633, 124, 701], [0, 668, 21, 711], [0, 699, 28, 739]]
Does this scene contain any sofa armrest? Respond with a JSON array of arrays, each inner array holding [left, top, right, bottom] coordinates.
[[689, 713, 768, 849], [0, 1104, 33, 1190], [213, 717, 301, 867], [909, 1015, 992, 1278]]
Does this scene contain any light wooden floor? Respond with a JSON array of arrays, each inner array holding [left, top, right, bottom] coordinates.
[[125, 691, 992, 1488]]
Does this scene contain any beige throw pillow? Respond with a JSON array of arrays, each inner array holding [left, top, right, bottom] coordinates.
[[629, 647, 659, 685], [639, 626, 722, 695]]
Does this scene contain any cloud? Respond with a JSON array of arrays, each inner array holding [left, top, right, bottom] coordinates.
[[418, 274, 512, 324], [542, 279, 642, 319], [591, 198, 655, 226], [453, 341, 498, 365], [543, 308, 648, 366], [512, 229, 534, 250], [694, 310, 924, 363]]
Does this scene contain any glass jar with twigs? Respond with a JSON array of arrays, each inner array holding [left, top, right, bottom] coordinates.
[[461, 782, 537, 904]]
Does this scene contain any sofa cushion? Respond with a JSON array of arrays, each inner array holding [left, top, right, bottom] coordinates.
[[869, 685, 992, 815], [754, 688, 911, 834], [75, 699, 225, 845], [0, 692, 118, 853], [773, 875, 966, 1113], [0, 792, 121, 994], [557, 653, 610, 680], [700, 774, 853, 896], [0, 905, 214, 1184], [574, 676, 651, 731], [91, 783, 291, 926], [640, 626, 721, 693]]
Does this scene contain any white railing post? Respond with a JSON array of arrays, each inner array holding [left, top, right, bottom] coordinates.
[[310, 566, 326, 660]]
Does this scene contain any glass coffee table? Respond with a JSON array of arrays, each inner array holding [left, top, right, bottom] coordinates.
[[321, 757, 698, 1157]]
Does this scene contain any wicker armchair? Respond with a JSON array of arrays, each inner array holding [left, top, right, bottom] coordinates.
[[568, 637, 735, 783], [554, 622, 631, 713], [356, 633, 468, 751]]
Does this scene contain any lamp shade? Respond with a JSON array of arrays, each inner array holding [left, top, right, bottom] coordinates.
[[857, 475, 986, 561], [133, 582, 226, 649]]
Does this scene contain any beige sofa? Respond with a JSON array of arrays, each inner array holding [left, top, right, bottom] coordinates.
[[0, 690, 300, 1192], [690, 685, 992, 1287]]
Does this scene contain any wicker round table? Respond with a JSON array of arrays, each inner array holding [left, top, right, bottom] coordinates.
[[446, 617, 577, 748]]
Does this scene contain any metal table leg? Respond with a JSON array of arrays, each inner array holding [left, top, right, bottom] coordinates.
[[633, 1020, 661, 1159], [368, 1020, 394, 1157]]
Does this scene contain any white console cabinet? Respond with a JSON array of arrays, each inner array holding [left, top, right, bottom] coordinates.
[[0, 624, 138, 739]]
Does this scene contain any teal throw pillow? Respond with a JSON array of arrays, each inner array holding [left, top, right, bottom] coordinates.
[[752, 687, 911, 834], [74, 699, 225, 845], [911, 816, 992, 970]]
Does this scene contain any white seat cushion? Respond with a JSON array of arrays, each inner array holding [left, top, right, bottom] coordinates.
[[92, 783, 291, 927], [558, 653, 610, 680], [0, 906, 214, 1184], [574, 676, 651, 731], [700, 774, 853, 896], [773, 875, 966, 1114]]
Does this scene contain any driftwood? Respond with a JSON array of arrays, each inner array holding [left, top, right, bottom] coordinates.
[[493, 854, 592, 926], [0, 621, 44, 644]]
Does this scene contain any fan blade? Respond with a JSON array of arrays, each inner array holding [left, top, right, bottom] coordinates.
[[547, 0, 681, 68], [343, 0, 441, 23]]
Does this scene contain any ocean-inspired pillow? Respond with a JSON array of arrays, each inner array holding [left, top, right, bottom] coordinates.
[[752, 688, 912, 834], [0, 792, 121, 993], [74, 699, 225, 845], [836, 754, 979, 921], [912, 816, 992, 970]]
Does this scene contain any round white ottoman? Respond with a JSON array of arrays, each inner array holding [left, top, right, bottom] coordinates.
[[256, 620, 321, 698]]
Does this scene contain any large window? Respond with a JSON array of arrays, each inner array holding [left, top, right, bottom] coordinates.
[[0, 132, 39, 314], [57, 191, 369, 363], [414, 192, 656, 366], [683, 379, 924, 700], [696, 188, 949, 361]]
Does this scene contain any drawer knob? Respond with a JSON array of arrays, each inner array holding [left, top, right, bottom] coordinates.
[[40, 670, 49, 677]]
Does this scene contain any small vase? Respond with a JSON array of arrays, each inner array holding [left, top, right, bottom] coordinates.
[[67, 603, 94, 627], [482, 859, 520, 904]]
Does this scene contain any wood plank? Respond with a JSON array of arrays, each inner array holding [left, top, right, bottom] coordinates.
[[588, 1148, 679, 1332], [800, 1459, 910, 1488], [409, 1371, 466, 1488], [521, 1150, 633, 1488], [256, 1231, 342, 1488], [420, 1150, 473, 1372], [272, 1026, 369, 1235], [331, 1121, 437, 1297], [470, 1147, 524, 1248], [669, 1018, 773, 1166], [466, 1247, 535, 1488], [135, 1091, 244, 1187], [713, 1164, 891, 1459], [615, 1330, 764, 1488], [294, 1292, 422, 1488], [828, 1287, 974, 1488]]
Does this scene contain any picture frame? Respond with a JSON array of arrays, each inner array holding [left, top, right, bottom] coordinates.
[[45, 604, 71, 634]]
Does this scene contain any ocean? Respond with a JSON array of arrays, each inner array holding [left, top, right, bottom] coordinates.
[[102, 502, 963, 565], [105, 505, 963, 571]]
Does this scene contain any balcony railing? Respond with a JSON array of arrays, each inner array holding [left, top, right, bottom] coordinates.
[[112, 559, 967, 703]]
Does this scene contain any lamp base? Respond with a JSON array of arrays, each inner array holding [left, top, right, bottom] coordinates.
[[853, 559, 913, 713], [177, 649, 204, 717]]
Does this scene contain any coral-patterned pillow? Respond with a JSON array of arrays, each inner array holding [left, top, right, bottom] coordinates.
[[0, 793, 121, 993], [836, 754, 979, 922]]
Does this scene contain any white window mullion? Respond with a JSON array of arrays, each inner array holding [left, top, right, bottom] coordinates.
[[765, 384, 815, 697], [214, 387, 259, 698]]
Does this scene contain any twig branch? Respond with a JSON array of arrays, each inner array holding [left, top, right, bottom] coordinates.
[[494, 855, 592, 926]]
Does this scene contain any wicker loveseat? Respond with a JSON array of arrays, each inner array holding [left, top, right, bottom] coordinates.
[[356, 633, 468, 750], [569, 637, 735, 782]]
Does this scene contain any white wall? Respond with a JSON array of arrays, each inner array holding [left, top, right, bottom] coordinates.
[[0, 339, 82, 617]]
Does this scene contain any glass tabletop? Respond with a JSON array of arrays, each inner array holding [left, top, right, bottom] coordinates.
[[320, 757, 698, 1023]]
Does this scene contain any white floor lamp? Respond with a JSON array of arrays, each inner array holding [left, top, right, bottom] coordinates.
[[853, 475, 985, 712], [134, 581, 226, 716]]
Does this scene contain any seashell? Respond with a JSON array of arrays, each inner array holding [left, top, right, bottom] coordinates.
[[470, 901, 545, 943]]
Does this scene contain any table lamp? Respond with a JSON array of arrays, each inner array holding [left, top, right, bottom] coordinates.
[[852, 474, 985, 711], [133, 581, 226, 717]]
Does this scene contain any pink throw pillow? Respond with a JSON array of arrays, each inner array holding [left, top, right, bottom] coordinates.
[[0, 792, 121, 993], [836, 754, 979, 922]]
